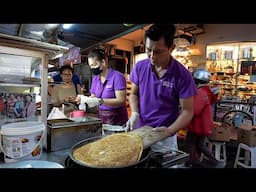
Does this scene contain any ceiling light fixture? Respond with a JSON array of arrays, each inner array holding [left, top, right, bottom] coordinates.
[[123, 23, 134, 27], [47, 24, 59, 28], [62, 24, 73, 30]]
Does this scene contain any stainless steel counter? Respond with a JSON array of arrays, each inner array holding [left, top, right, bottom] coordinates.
[[40, 149, 70, 166], [0, 149, 70, 168]]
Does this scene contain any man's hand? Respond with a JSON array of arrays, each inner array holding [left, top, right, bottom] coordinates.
[[152, 126, 175, 136], [152, 126, 167, 132], [125, 112, 140, 131]]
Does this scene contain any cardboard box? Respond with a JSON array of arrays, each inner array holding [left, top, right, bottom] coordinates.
[[208, 122, 232, 142], [238, 124, 256, 147]]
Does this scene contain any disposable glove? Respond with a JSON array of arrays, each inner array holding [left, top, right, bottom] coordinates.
[[76, 95, 89, 104], [76, 95, 87, 111], [78, 102, 86, 111], [125, 112, 140, 131], [76, 95, 100, 108], [86, 97, 101, 108]]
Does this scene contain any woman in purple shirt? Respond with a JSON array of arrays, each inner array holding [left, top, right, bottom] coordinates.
[[84, 48, 128, 125]]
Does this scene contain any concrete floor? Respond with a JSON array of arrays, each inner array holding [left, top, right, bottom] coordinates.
[[177, 138, 239, 168]]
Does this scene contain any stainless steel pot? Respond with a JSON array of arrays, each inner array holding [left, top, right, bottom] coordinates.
[[68, 135, 151, 168]]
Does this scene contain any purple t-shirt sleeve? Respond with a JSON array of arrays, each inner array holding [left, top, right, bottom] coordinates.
[[177, 69, 197, 99], [114, 73, 126, 90], [130, 62, 140, 86]]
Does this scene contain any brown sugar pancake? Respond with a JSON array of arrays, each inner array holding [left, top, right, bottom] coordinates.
[[72, 133, 143, 168]]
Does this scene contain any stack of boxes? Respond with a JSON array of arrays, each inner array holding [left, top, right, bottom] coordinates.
[[208, 122, 232, 142], [238, 124, 256, 147]]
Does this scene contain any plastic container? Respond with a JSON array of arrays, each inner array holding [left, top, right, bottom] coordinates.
[[70, 110, 85, 118], [0, 121, 45, 163]]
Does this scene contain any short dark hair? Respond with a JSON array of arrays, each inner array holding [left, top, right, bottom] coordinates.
[[59, 65, 74, 74], [88, 48, 106, 61], [145, 24, 176, 48]]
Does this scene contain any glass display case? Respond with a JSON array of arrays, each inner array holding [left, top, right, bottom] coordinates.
[[206, 42, 256, 100], [206, 42, 256, 74], [0, 47, 46, 126], [0, 33, 68, 126]]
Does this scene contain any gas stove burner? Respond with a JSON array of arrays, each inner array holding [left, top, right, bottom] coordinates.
[[149, 150, 189, 168]]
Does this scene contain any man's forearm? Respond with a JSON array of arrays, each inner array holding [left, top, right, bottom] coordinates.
[[101, 98, 126, 107], [129, 94, 139, 113], [167, 109, 193, 135]]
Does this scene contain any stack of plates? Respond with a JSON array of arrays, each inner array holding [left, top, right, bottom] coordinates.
[[102, 124, 126, 132], [0, 160, 64, 168]]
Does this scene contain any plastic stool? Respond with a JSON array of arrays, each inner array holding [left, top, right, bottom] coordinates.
[[234, 143, 256, 168], [205, 139, 227, 164]]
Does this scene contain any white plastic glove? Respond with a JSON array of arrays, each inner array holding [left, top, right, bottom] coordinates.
[[76, 95, 87, 111], [85, 97, 100, 108], [125, 112, 140, 131], [77, 95, 89, 104], [77, 95, 100, 108], [78, 103, 86, 111]]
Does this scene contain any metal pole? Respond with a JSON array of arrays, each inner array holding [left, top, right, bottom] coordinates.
[[235, 44, 240, 97]]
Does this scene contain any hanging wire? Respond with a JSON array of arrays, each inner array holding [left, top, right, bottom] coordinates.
[[139, 26, 145, 52]]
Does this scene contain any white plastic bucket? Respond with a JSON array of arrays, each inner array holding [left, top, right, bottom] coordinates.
[[0, 121, 45, 163]]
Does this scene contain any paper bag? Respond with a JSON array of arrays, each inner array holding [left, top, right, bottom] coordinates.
[[47, 107, 67, 120]]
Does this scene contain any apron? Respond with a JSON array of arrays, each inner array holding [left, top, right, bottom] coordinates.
[[98, 107, 128, 126], [151, 134, 178, 153]]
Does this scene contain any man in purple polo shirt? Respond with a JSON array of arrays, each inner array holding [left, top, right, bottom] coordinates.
[[126, 24, 197, 152], [77, 48, 128, 126]]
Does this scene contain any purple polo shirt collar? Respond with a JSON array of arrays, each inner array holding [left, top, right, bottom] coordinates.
[[150, 56, 175, 77], [94, 68, 115, 82]]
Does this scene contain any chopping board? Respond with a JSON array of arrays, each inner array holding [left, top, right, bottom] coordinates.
[[128, 126, 169, 149]]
